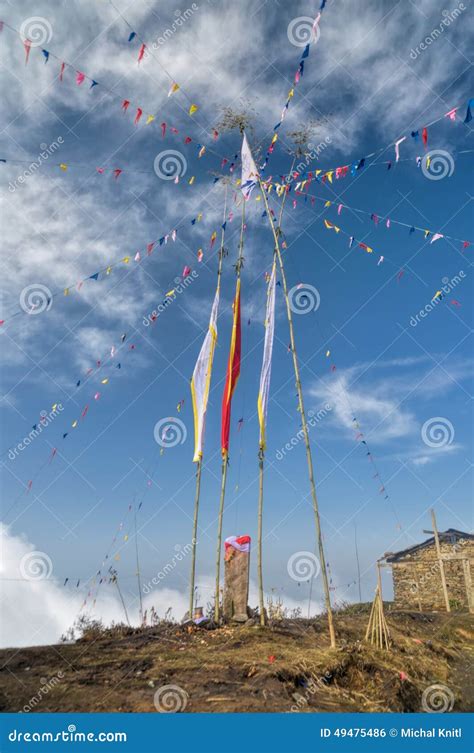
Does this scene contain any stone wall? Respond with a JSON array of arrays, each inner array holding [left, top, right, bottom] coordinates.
[[391, 538, 473, 611]]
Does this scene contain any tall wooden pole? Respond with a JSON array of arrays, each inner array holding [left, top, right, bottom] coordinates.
[[214, 456, 228, 622], [189, 458, 202, 619], [257, 163, 336, 648], [189, 186, 228, 621], [214, 198, 245, 623], [431, 508, 451, 613], [256, 181, 292, 628], [257, 447, 265, 625], [134, 510, 143, 624]]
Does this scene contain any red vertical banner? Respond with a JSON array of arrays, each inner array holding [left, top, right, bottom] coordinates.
[[221, 279, 241, 457]]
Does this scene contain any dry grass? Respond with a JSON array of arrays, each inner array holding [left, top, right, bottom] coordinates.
[[0, 608, 472, 713]]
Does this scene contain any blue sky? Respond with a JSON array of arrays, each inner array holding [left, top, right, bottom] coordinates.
[[0, 0, 473, 646]]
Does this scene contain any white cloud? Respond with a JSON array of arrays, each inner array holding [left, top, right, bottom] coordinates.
[[0, 524, 333, 647]]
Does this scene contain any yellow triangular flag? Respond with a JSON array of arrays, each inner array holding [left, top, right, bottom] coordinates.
[[101, 378, 109, 384], [59, 164, 67, 171], [189, 104, 198, 115], [146, 115, 155, 125], [324, 200, 331, 207], [122, 256, 130, 264], [189, 176, 195, 185]]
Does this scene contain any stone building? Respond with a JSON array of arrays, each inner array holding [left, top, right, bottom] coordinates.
[[384, 529, 474, 612]]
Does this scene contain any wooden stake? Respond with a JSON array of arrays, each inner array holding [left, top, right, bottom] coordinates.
[[462, 559, 473, 614], [257, 168, 336, 649], [430, 509, 451, 612]]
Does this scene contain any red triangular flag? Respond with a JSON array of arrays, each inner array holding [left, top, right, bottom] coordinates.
[[137, 43, 146, 63], [24, 39, 31, 65], [134, 108, 143, 125]]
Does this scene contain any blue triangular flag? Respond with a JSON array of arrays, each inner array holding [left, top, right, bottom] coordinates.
[[128, 32, 136, 42], [42, 49, 50, 63], [302, 44, 310, 59], [89, 272, 99, 281], [90, 80, 98, 89], [464, 98, 473, 123]]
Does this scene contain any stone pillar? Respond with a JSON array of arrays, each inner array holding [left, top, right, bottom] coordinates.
[[223, 535, 251, 622]]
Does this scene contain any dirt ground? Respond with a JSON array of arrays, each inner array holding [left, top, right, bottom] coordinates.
[[0, 607, 472, 713]]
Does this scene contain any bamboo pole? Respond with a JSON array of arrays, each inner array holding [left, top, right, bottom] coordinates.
[[462, 559, 473, 614], [257, 166, 336, 648], [431, 509, 451, 612], [134, 510, 143, 624], [256, 181, 290, 629], [365, 589, 376, 640], [214, 457, 229, 622], [111, 570, 131, 627], [214, 199, 246, 623], [257, 447, 265, 625], [189, 187, 228, 621], [189, 458, 202, 620]]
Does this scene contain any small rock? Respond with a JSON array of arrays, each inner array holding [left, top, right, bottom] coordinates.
[[232, 613, 249, 623], [147, 680, 155, 688]]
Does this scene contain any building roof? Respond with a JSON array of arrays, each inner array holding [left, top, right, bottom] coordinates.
[[384, 529, 473, 563]]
